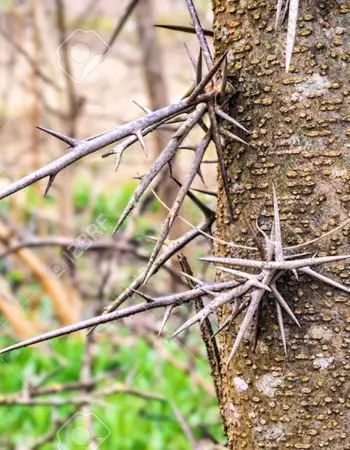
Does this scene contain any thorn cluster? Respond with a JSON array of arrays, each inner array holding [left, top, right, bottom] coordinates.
[[0, 0, 346, 368], [173, 187, 350, 363], [1, 188, 349, 363], [0, 0, 250, 304]]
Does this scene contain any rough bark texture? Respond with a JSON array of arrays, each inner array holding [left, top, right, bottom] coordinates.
[[212, 1, 350, 449]]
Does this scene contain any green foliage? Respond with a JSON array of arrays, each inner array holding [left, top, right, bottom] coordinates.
[[73, 178, 92, 212], [6, 270, 25, 288], [91, 181, 138, 232], [0, 335, 223, 449]]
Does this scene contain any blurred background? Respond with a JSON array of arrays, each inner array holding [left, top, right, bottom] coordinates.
[[0, 0, 224, 449]]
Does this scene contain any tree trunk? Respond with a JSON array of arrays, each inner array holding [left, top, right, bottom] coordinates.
[[212, 1, 350, 449]]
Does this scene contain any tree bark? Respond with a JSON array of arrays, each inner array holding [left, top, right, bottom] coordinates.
[[212, 1, 350, 449]]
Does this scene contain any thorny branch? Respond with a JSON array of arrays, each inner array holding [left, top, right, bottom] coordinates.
[[0, 0, 348, 371]]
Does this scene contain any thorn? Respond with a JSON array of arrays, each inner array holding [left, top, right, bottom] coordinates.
[[158, 305, 174, 337], [284, 252, 313, 260], [171, 176, 215, 217], [256, 220, 271, 245], [199, 254, 350, 271], [211, 315, 233, 338], [154, 24, 213, 37], [300, 267, 350, 295], [171, 313, 200, 339], [226, 307, 254, 364], [141, 128, 212, 281], [133, 100, 152, 114], [129, 288, 154, 302], [275, 300, 288, 355], [183, 43, 197, 75], [211, 300, 248, 339], [250, 304, 263, 353], [105, 0, 141, 54], [184, 0, 214, 69], [220, 56, 228, 102], [112, 104, 207, 236], [44, 174, 57, 197], [37, 126, 78, 147], [286, 0, 299, 72], [134, 129, 148, 157], [272, 185, 284, 263], [207, 102, 234, 223], [220, 127, 249, 146], [188, 51, 228, 102], [214, 266, 271, 292], [216, 109, 250, 134], [250, 279, 272, 292], [226, 282, 267, 364], [292, 269, 299, 281], [180, 271, 204, 286], [196, 49, 203, 85], [270, 283, 300, 328], [275, 0, 283, 29]]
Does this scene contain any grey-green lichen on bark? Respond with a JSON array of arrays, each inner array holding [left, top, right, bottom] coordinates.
[[211, 1, 350, 448]]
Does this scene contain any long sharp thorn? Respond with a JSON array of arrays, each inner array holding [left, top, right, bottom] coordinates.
[[172, 287, 239, 339], [220, 127, 249, 146], [211, 315, 233, 338], [196, 49, 203, 85], [220, 57, 228, 102], [272, 185, 284, 262], [214, 266, 270, 292], [142, 128, 211, 282], [171, 312, 202, 339], [187, 51, 228, 102], [285, 252, 313, 260], [268, 221, 276, 259], [113, 105, 206, 236], [300, 267, 350, 295], [184, 0, 213, 69], [0, 98, 197, 202], [251, 304, 263, 353], [211, 300, 249, 339], [133, 100, 152, 114], [135, 129, 148, 157], [190, 186, 217, 197], [271, 283, 300, 327], [154, 24, 214, 37], [256, 220, 273, 257], [115, 152, 123, 172], [172, 178, 215, 217], [180, 271, 204, 286], [158, 305, 174, 337], [129, 288, 154, 302], [86, 218, 216, 337], [105, 0, 140, 54], [196, 165, 206, 186], [44, 174, 57, 197], [208, 102, 234, 222], [183, 43, 197, 79], [0, 298, 190, 354], [281, 0, 291, 24], [213, 266, 257, 281], [251, 280, 272, 292], [275, 0, 283, 29], [37, 126, 78, 147], [275, 300, 288, 355], [227, 300, 259, 364], [286, 0, 299, 72], [199, 255, 350, 270], [216, 109, 250, 134]]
